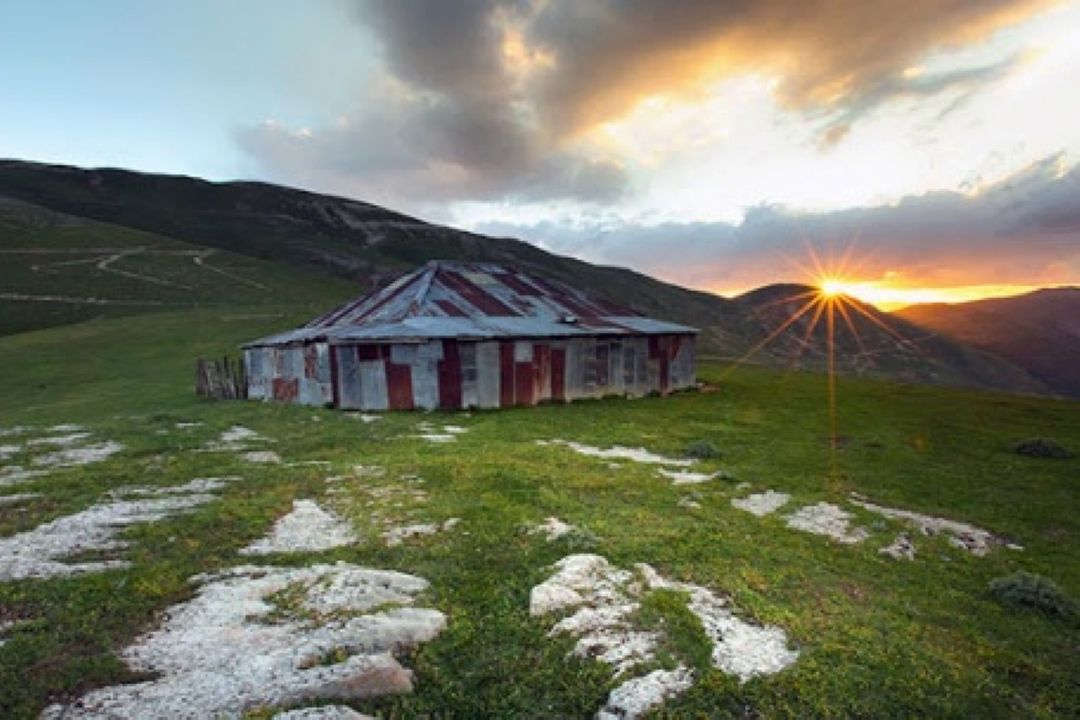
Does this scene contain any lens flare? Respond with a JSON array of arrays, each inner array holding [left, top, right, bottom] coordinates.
[[721, 241, 924, 482]]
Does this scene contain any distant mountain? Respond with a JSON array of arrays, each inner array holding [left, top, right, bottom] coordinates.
[[729, 284, 1046, 394], [897, 288, 1080, 397], [0, 158, 1049, 396]]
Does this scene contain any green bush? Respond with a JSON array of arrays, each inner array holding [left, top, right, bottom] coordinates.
[[685, 440, 722, 459], [988, 571, 1077, 617], [1013, 437, 1074, 459]]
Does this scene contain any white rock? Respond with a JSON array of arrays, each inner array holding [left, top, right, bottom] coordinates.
[[27, 432, 92, 447], [352, 414, 381, 423], [48, 424, 84, 432], [42, 563, 445, 719], [849, 495, 1008, 556], [658, 468, 717, 485], [242, 450, 282, 464], [597, 667, 695, 720], [0, 444, 21, 461], [785, 502, 868, 544], [536, 439, 694, 467], [0, 492, 42, 506], [382, 518, 459, 547], [32, 441, 124, 468], [204, 425, 272, 452], [530, 516, 577, 541], [416, 433, 456, 443], [879, 532, 916, 560], [732, 491, 791, 517], [532, 554, 799, 718], [274, 706, 373, 720], [638, 564, 800, 682], [112, 477, 237, 498], [241, 500, 358, 555], [0, 465, 50, 488], [0, 490, 223, 581]]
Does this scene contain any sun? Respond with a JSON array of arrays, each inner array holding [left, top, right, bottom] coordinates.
[[818, 278, 846, 298]]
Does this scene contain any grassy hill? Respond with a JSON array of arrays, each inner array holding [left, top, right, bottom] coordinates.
[[0, 159, 1053, 397], [897, 288, 1080, 397], [0, 194, 359, 336], [0, 311, 1076, 717]]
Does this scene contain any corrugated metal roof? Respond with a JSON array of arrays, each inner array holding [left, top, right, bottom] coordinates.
[[245, 260, 697, 346]]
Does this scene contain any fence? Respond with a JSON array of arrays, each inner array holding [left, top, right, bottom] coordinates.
[[195, 356, 247, 400]]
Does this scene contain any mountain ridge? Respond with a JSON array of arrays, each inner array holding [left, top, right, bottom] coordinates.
[[0, 158, 1059, 396]]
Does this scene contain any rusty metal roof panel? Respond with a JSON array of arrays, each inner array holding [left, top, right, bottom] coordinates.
[[247, 260, 697, 346]]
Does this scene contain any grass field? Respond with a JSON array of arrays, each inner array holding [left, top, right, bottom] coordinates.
[[0, 309, 1077, 718], [0, 196, 358, 336]]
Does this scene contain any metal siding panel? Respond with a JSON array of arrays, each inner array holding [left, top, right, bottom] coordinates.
[[337, 346, 362, 409], [499, 342, 515, 407], [514, 341, 533, 362], [272, 377, 299, 402], [358, 359, 389, 411], [390, 344, 418, 365], [286, 346, 304, 380], [245, 348, 270, 400], [608, 340, 623, 395], [410, 341, 442, 410], [475, 342, 501, 408]]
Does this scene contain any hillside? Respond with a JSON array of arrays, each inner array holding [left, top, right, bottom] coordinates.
[[733, 284, 1048, 394], [0, 158, 1050, 396], [0, 311, 1077, 717], [897, 288, 1080, 397], [0, 159, 740, 349], [0, 194, 358, 336]]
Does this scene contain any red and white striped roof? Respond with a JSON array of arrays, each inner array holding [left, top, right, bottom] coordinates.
[[247, 260, 696, 346]]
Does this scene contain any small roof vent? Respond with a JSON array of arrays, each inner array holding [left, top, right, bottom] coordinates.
[[559, 314, 579, 325]]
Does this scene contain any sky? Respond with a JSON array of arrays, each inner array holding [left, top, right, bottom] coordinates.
[[2, 0, 1079, 308]]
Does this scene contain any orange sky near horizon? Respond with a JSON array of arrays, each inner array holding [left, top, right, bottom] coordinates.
[[710, 280, 1074, 311]]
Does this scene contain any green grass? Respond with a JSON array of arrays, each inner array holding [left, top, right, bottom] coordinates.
[[0, 195, 358, 336], [0, 310, 1077, 718]]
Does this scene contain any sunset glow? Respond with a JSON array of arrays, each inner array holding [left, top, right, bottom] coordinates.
[[794, 280, 1070, 311]]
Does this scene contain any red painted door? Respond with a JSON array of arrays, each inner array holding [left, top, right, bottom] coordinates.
[[438, 340, 463, 409]]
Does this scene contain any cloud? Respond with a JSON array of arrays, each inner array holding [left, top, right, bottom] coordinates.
[[238, 0, 1051, 209], [476, 154, 1080, 292]]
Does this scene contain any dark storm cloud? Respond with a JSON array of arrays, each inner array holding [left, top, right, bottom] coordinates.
[[478, 155, 1080, 291], [238, 0, 1050, 208]]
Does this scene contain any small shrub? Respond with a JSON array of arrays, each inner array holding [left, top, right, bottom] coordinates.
[[988, 571, 1077, 617], [685, 440, 722, 460], [1013, 437, 1074, 459]]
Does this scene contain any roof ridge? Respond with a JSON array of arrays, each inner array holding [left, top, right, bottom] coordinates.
[[406, 262, 440, 316]]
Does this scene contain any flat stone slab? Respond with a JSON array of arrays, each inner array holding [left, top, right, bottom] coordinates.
[[43, 563, 445, 719], [531, 554, 798, 719], [241, 500, 359, 555]]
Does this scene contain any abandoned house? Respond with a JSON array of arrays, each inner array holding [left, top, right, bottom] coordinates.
[[243, 260, 697, 410]]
